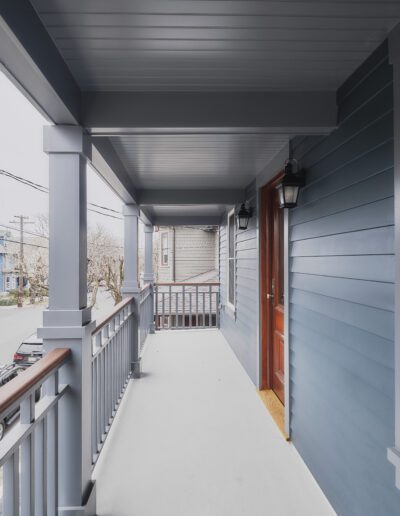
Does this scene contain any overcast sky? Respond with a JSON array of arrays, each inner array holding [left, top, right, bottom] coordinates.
[[0, 70, 124, 240]]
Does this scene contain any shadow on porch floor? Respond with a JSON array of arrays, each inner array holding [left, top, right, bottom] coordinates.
[[93, 330, 335, 516]]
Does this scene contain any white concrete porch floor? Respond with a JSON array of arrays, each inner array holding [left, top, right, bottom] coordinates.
[[93, 330, 335, 516]]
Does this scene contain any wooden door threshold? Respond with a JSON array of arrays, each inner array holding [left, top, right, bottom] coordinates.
[[258, 389, 290, 441]]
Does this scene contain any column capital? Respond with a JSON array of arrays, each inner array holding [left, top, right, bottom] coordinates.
[[123, 204, 140, 217], [143, 224, 154, 234], [43, 125, 91, 158]]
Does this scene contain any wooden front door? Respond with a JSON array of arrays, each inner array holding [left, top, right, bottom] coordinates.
[[261, 172, 285, 404]]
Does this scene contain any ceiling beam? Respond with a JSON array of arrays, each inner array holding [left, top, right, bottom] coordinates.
[[83, 91, 337, 134], [0, 0, 80, 124], [153, 215, 222, 226], [91, 138, 140, 204], [139, 189, 245, 206]]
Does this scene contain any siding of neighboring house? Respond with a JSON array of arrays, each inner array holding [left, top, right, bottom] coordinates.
[[157, 227, 218, 282], [0, 252, 4, 293], [219, 181, 258, 385], [290, 41, 399, 516]]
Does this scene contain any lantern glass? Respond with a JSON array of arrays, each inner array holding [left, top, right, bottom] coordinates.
[[276, 167, 305, 208], [237, 204, 250, 230], [283, 185, 299, 207], [237, 214, 249, 230]]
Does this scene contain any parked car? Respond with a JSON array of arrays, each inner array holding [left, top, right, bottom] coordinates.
[[0, 364, 26, 440], [13, 333, 43, 367]]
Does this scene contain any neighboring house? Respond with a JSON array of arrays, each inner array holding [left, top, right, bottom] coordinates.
[[156, 226, 218, 283], [0, 232, 18, 294]]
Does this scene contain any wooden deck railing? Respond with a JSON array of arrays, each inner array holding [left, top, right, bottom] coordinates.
[[154, 283, 220, 330], [0, 348, 71, 516]]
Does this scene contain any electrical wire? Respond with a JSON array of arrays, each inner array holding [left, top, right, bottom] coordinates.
[[0, 223, 49, 239], [3, 238, 48, 250], [0, 169, 123, 220]]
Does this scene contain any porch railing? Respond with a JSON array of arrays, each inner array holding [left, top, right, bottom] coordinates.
[[154, 283, 220, 330], [0, 348, 70, 516], [91, 296, 134, 465], [139, 283, 153, 354]]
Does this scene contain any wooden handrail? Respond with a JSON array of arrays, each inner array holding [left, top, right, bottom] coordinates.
[[93, 295, 134, 335], [141, 283, 151, 293], [0, 348, 71, 416], [155, 282, 220, 287]]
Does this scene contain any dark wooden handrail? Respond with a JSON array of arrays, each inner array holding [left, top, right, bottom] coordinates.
[[93, 295, 134, 335], [0, 348, 71, 416], [155, 282, 220, 287]]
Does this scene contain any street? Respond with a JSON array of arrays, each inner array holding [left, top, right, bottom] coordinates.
[[0, 289, 116, 365]]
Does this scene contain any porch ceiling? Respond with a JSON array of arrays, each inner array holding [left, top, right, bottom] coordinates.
[[107, 133, 289, 190], [147, 204, 226, 225], [30, 0, 400, 92], [2, 1, 400, 225]]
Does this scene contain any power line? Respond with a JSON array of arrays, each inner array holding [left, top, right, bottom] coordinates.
[[0, 169, 123, 220], [87, 208, 122, 220], [0, 222, 49, 239], [4, 238, 48, 250]]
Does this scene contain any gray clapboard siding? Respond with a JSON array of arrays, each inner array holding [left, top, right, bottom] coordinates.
[[295, 140, 394, 208], [291, 40, 399, 515], [291, 226, 394, 256], [219, 181, 259, 385]]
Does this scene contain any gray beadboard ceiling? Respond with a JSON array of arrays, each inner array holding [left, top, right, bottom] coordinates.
[[31, 0, 400, 92], [29, 0, 400, 220], [108, 133, 289, 189]]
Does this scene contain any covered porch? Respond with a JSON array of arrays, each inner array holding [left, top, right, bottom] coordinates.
[[93, 329, 333, 516], [2, 1, 400, 515]]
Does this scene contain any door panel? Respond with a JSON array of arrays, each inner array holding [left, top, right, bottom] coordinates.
[[261, 172, 285, 405]]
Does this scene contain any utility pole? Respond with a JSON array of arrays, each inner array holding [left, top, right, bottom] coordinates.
[[9, 215, 34, 308]]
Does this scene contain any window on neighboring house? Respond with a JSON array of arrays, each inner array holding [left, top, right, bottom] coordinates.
[[161, 233, 169, 266], [227, 209, 236, 309]]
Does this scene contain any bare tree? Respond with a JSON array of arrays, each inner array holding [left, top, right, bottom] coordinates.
[[104, 256, 124, 305], [87, 224, 124, 306]]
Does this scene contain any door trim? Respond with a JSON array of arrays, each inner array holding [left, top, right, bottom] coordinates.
[[259, 171, 291, 437]]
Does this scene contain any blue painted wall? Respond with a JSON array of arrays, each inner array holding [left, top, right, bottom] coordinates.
[[290, 40, 399, 515], [219, 181, 259, 385]]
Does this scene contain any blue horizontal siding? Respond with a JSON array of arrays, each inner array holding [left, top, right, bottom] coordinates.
[[291, 40, 398, 515]]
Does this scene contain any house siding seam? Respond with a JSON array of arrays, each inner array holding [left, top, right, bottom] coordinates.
[[291, 40, 399, 516], [219, 181, 259, 385]]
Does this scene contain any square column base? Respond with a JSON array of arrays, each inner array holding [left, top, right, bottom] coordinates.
[[132, 360, 141, 379], [58, 481, 96, 516]]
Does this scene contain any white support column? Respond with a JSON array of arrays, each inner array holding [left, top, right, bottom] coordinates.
[[121, 204, 141, 377], [388, 25, 400, 489], [142, 225, 154, 284], [38, 125, 96, 515]]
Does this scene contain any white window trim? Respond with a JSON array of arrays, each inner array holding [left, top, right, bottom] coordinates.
[[226, 208, 236, 314], [160, 232, 169, 267]]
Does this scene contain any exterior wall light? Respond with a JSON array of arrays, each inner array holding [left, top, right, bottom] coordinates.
[[237, 203, 253, 230], [276, 159, 305, 209]]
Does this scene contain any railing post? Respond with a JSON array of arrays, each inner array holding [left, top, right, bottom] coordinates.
[[38, 125, 96, 515], [121, 204, 141, 378]]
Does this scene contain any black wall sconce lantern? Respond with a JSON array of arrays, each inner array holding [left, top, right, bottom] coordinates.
[[276, 159, 305, 209], [237, 203, 253, 230]]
